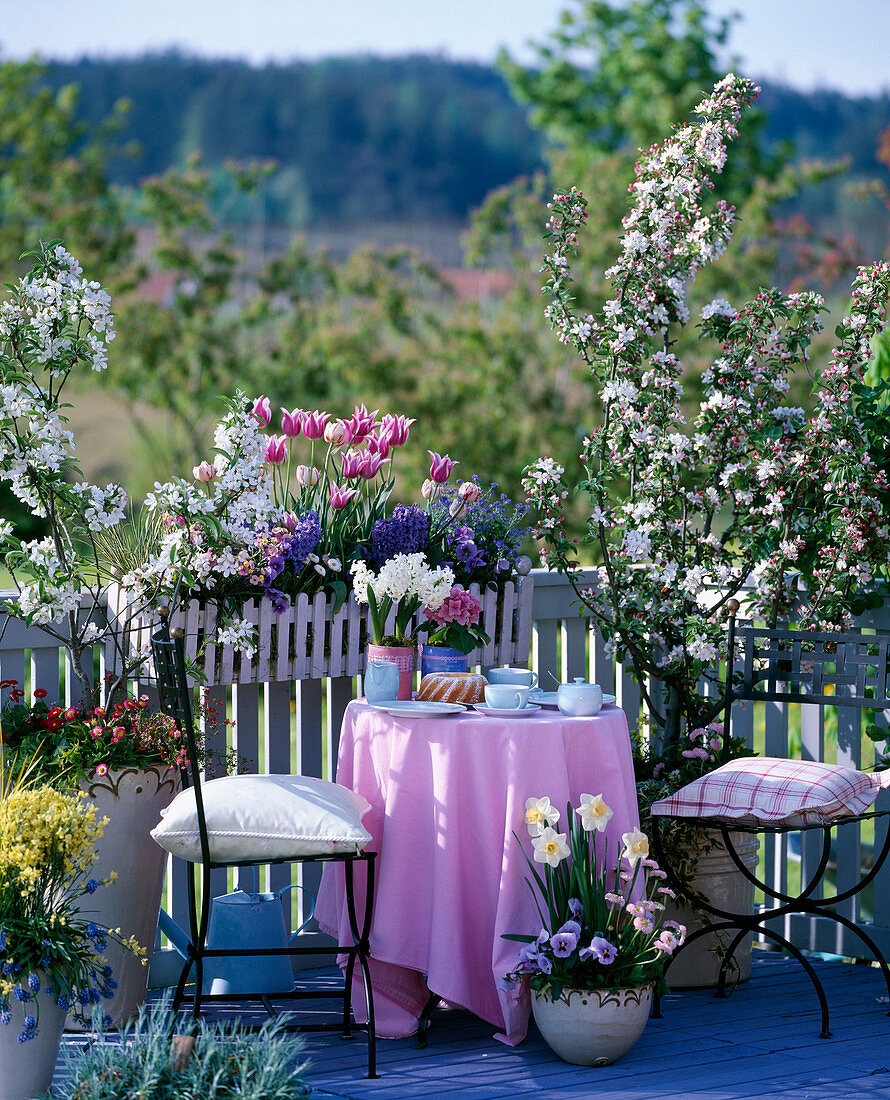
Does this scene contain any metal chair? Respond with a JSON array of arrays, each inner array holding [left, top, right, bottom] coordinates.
[[150, 610, 379, 1076], [652, 602, 890, 1037]]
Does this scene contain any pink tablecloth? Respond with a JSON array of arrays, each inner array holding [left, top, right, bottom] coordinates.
[[315, 699, 639, 1045]]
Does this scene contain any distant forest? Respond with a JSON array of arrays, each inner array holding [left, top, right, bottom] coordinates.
[[38, 53, 890, 238]]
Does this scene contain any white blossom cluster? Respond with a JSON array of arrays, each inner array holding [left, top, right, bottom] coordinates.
[[351, 553, 454, 611]]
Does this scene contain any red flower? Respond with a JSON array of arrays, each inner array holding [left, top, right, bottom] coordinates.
[[33, 688, 47, 699]]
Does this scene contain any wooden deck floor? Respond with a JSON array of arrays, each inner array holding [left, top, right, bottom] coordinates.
[[52, 952, 890, 1099]]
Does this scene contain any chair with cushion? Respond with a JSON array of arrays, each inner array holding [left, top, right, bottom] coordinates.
[[651, 600, 890, 1037], [150, 610, 378, 1076]]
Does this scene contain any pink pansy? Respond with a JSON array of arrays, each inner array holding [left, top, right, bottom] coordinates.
[[250, 395, 272, 426], [300, 410, 330, 440], [281, 408, 303, 438], [265, 435, 288, 465], [192, 460, 217, 482], [428, 451, 457, 484], [379, 413, 414, 448], [329, 484, 358, 509]]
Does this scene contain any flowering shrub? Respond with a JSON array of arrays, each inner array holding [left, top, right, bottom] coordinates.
[[504, 795, 684, 998], [0, 776, 145, 1039], [419, 586, 491, 655], [0, 242, 158, 705], [0, 680, 234, 788], [429, 478, 529, 588], [523, 73, 890, 742], [350, 553, 454, 646]]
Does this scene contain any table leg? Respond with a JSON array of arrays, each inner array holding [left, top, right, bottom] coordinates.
[[413, 991, 442, 1049]]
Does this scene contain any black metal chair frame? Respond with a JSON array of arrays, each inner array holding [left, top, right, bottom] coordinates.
[[150, 612, 379, 1076], [653, 615, 890, 1038]]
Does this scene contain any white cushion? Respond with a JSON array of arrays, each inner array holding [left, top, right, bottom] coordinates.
[[151, 774, 372, 862], [651, 756, 890, 828]]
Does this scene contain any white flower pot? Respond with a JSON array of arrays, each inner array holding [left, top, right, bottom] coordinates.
[[662, 829, 759, 989], [531, 985, 652, 1066], [0, 986, 66, 1100], [72, 765, 180, 1029]]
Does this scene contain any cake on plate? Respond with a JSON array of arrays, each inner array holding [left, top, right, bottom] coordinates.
[[417, 672, 487, 705]]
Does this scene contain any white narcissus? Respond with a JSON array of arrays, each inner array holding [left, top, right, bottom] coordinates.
[[532, 826, 570, 868], [525, 796, 559, 836], [576, 793, 613, 833], [621, 829, 650, 866]]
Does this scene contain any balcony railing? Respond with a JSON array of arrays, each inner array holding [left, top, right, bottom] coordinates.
[[1, 569, 888, 982]]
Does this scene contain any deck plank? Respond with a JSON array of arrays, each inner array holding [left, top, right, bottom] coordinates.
[[52, 951, 890, 1099]]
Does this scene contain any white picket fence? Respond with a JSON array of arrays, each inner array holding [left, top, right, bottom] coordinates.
[[2, 569, 889, 983]]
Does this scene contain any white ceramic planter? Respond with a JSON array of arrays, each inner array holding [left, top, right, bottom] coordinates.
[[73, 765, 180, 1029], [531, 985, 652, 1066], [662, 829, 759, 989], [0, 986, 66, 1100]]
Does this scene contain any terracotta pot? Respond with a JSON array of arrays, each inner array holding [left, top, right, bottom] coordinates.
[[367, 644, 416, 700], [531, 985, 652, 1066], [73, 765, 181, 1028], [0, 981, 66, 1100], [662, 829, 759, 989]]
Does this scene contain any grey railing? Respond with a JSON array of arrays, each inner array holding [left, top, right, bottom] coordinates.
[[1, 570, 888, 981]]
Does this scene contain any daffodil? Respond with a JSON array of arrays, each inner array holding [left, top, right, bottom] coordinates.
[[525, 796, 558, 836], [621, 828, 650, 865], [575, 793, 613, 832], [532, 826, 570, 867]]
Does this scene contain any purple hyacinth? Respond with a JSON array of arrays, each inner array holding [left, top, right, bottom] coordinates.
[[372, 505, 431, 565]]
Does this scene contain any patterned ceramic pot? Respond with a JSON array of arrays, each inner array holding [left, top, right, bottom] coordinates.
[[419, 644, 468, 678], [531, 985, 652, 1066], [367, 644, 416, 700]]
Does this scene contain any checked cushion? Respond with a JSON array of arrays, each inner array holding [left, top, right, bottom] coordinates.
[[650, 756, 890, 828]]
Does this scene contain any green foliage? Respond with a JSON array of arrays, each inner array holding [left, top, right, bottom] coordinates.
[[48, 996, 311, 1099]]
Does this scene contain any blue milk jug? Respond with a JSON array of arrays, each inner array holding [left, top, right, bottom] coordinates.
[[364, 659, 400, 703], [201, 878, 314, 995]]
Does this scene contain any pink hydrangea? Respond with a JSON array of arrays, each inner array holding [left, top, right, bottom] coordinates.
[[425, 586, 481, 626]]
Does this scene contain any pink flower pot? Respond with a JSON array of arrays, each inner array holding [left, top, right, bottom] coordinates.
[[367, 644, 416, 700]]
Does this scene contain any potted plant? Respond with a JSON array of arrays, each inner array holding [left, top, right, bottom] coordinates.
[[350, 551, 454, 698], [48, 997, 311, 1100], [504, 794, 684, 1066], [0, 765, 145, 1100], [0, 682, 224, 1027], [417, 585, 491, 676]]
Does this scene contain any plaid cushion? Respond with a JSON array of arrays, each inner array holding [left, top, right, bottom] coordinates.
[[650, 756, 890, 827]]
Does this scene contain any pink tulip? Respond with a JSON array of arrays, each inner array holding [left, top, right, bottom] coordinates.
[[344, 402, 378, 447], [428, 451, 457, 484], [366, 432, 391, 459], [282, 512, 298, 532], [359, 451, 389, 479], [458, 481, 482, 504], [192, 460, 217, 482], [281, 408, 303, 437], [265, 435, 288, 465], [300, 410, 330, 440], [295, 464, 320, 487], [422, 479, 442, 502], [329, 483, 358, 509], [324, 420, 348, 446], [379, 413, 415, 449], [250, 395, 272, 426], [340, 450, 364, 480]]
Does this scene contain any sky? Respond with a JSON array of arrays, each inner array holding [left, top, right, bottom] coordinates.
[[2, 0, 889, 97]]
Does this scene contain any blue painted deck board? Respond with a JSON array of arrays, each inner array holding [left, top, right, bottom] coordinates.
[[52, 951, 890, 1099]]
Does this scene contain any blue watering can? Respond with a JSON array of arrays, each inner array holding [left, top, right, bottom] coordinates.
[[159, 870, 314, 996]]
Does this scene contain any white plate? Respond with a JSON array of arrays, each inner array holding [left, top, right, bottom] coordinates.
[[472, 703, 542, 718], [370, 700, 466, 718]]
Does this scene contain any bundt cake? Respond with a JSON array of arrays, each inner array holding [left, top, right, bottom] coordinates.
[[417, 672, 487, 705]]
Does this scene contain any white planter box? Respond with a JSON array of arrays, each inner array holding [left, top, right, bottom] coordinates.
[[107, 576, 534, 687]]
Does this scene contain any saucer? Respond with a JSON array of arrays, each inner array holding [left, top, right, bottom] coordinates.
[[473, 703, 542, 718], [528, 691, 559, 708], [370, 700, 466, 718]]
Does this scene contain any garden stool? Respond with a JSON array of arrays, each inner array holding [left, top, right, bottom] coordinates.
[[150, 610, 379, 1077], [651, 604, 890, 1037]]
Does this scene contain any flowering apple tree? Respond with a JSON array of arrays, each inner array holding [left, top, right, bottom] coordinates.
[[522, 74, 890, 741], [0, 242, 157, 705]]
